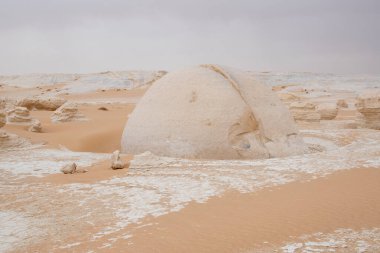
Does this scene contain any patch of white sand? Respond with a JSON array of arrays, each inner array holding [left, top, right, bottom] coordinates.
[[0, 148, 108, 178], [1, 129, 380, 250], [0, 211, 43, 253], [279, 228, 380, 253]]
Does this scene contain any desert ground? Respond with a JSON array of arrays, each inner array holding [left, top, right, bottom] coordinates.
[[1, 68, 380, 253]]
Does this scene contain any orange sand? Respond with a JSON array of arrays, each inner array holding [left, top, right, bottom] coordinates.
[[4, 104, 134, 153], [113, 168, 380, 253]]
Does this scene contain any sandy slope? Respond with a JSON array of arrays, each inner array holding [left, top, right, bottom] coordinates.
[[118, 168, 380, 253], [4, 103, 134, 153]]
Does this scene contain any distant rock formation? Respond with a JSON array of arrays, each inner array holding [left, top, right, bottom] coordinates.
[[51, 103, 86, 123], [316, 103, 338, 120], [7, 107, 32, 124], [18, 97, 66, 111], [0, 70, 167, 94], [28, 119, 42, 133], [277, 92, 300, 105], [290, 102, 321, 122], [355, 89, 380, 130], [337, 99, 348, 108], [122, 65, 305, 159]]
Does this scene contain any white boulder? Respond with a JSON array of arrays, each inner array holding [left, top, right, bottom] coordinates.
[[122, 65, 305, 159]]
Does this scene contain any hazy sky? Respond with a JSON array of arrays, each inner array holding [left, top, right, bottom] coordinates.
[[0, 0, 379, 74]]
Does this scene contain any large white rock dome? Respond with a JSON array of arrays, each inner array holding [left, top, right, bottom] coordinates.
[[121, 65, 305, 159]]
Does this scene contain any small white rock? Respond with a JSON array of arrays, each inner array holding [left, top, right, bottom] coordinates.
[[111, 150, 126, 170], [60, 163, 77, 174]]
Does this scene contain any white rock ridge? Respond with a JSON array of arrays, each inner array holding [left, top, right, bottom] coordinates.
[[122, 65, 306, 159], [0, 70, 167, 94]]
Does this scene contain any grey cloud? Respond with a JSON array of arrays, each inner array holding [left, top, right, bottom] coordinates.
[[0, 0, 379, 74]]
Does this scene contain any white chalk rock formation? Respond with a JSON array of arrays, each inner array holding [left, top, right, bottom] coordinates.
[[355, 89, 380, 130], [18, 97, 66, 111], [290, 102, 321, 122], [111, 150, 126, 169], [51, 103, 86, 123], [7, 107, 32, 124], [60, 163, 77, 174], [28, 119, 42, 133], [122, 65, 305, 159], [316, 103, 338, 120]]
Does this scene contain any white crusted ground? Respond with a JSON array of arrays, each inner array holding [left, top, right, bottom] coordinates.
[[0, 129, 380, 251], [0, 211, 44, 253], [279, 228, 380, 253]]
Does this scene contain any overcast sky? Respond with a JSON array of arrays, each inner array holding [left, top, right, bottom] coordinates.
[[0, 0, 379, 75]]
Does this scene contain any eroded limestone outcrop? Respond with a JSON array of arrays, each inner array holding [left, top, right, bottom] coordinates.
[[289, 101, 321, 122], [277, 92, 300, 105], [18, 97, 66, 111], [316, 103, 338, 120], [355, 89, 380, 130], [28, 119, 42, 133], [7, 107, 32, 124], [51, 103, 86, 123]]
